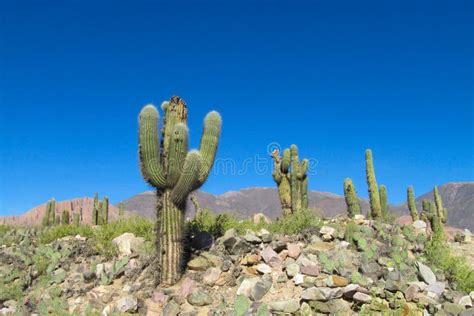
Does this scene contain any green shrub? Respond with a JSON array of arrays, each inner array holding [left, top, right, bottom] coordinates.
[[424, 236, 474, 293], [269, 208, 321, 235], [39, 224, 94, 244]]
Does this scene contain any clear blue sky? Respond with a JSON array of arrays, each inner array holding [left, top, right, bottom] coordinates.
[[1, 0, 472, 215]]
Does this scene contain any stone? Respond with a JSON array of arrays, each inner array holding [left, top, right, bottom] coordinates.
[[426, 281, 445, 296], [180, 277, 197, 298], [279, 249, 289, 261], [443, 303, 466, 315], [293, 273, 304, 285], [187, 289, 212, 306], [343, 284, 359, 299], [163, 300, 180, 316], [301, 287, 343, 301], [261, 246, 281, 267], [411, 220, 427, 230], [287, 243, 301, 259], [269, 299, 300, 313], [112, 233, 145, 256], [326, 275, 349, 287], [250, 275, 272, 301], [405, 284, 421, 302], [417, 261, 436, 285], [237, 278, 258, 297], [353, 292, 372, 303], [309, 299, 351, 314], [286, 263, 300, 277], [299, 302, 313, 316], [256, 263, 272, 274], [257, 228, 272, 243], [241, 254, 260, 266], [305, 241, 335, 254], [187, 257, 210, 271], [52, 268, 67, 284], [83, 271, 96, 282], [300, 264, 320, 277], [458, 296, 472, 307], [320, 226, 336, 236], [115, 296, 138, 313], [243, 231, 262, 244], [221, 229, 251, 256], [191, 231, 214, 250], [253, 213, 271, 224], [221, 260, 232, 272], [202, 267, 221, 285]]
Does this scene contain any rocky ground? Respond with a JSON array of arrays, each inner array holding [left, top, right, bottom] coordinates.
[[1, 216, 473, 315]]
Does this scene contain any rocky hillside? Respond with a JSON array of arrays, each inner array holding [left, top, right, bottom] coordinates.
[[0, 198, 120, 226], [1, 216, 473, 314], [121, 182, 473, 230]]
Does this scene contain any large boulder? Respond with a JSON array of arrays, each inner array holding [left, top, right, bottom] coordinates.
[[112, 233, 145, 256]]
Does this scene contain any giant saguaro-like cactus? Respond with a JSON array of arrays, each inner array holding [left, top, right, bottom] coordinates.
[[365, 149, 382, 220], [407, 186, 419, 221], [272, 144, 308, 216], [138, 96, 221, 285], [433, 186, 447, 224], [343, 178, 361, 218]]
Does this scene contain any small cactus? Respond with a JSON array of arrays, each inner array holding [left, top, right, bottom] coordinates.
[[343, 178, 361, 218], [118, 203, 125, 219], [433, 186, 447, 224], [138, 96, 221, 285], [365, 149, 382, 220], [92, 192, 99, 225], [379, 185, 389, 221], [61, 210, 70, 225], [272, 144, 309, 216], [73, 213, 80, 226], [407, 186, 419, 221], [100, 196, 109, 225]]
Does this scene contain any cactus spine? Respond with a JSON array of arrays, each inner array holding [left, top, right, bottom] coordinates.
[[93, 193, 99, 225], [272, 145, 309, 216], [379, 185, 388, 221], [138, 96, 221, 285], [407, 186, 419, 221], [365, 149, 382, 220], [343, 178, 361, 218], [433, 186, 447, 224]]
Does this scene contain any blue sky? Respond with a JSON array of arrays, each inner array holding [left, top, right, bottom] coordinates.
[[1, 0, 472, 215]]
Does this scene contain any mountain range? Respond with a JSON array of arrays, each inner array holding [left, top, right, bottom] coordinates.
[[2, 182, 472, 231]]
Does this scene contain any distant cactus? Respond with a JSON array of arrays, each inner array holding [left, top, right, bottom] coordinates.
[[190, 195, 201, 215], [407, 186, 419, 221], [42, 199, 56, 227], [62, 210, 70, 225], [272, 145, 309, 216], [73, 213, 80, 226], [138, 96, 221, 285], [118, 203, 125, 219], [433, 186, 447, 224], [93, 192, 99, 225], [343, 178, 361, 218], [55, 215, 60, 225], [379, 185, 389, 221], [100, 196, 109, 225], [422, 198, 444, 239], [365, 149, 382, 220]]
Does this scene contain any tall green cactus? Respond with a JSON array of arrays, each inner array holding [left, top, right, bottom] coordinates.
[[42, 199, 56, 227], [62, 210, 70, 225], [379, 185, 388, 221], [92, 192, 99, 225], [138, 96, 221, 285], [365, 149, 382, 220], [118, 203, 125, 219], [407, 186, 419, 221], [433, 186, 447, 224], [422, 199, 444, 239], [343, 178, 361, 218], [73, 213, 80, 226], [272, 145, 308, 216], [100, 196, 109, 225]]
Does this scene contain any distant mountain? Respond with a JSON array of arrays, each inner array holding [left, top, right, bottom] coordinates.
[[1, 197, 119, 226], [120, 187, 371, 221], [121, 182, 473, 231]]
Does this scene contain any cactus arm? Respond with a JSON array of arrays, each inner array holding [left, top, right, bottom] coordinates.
[[161, 97, 188, 161], [138, 105, 167, 188], [290, 145, 301, 211], [197, 111, 222, 184], [379, 185, 388, 220], [281, 148, 291, 173], [170, 150, 203, 205], [166, 123, 189, 187]]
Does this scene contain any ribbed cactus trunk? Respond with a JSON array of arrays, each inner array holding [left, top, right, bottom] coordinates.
[[158, 190, 185, 285], [365, 149, 382, 220], [433, 186, 447, 224], [138, 96, 221, 286], [93, 193, 99, 225], [407, 186, 419, 221], [379, 185, 388, 221], [272, 145, 309, 216], [73, 213, 80, 226], [343, 178, 361, 218], [100, 196, 109, 225], [62, 210, 69, 225]]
